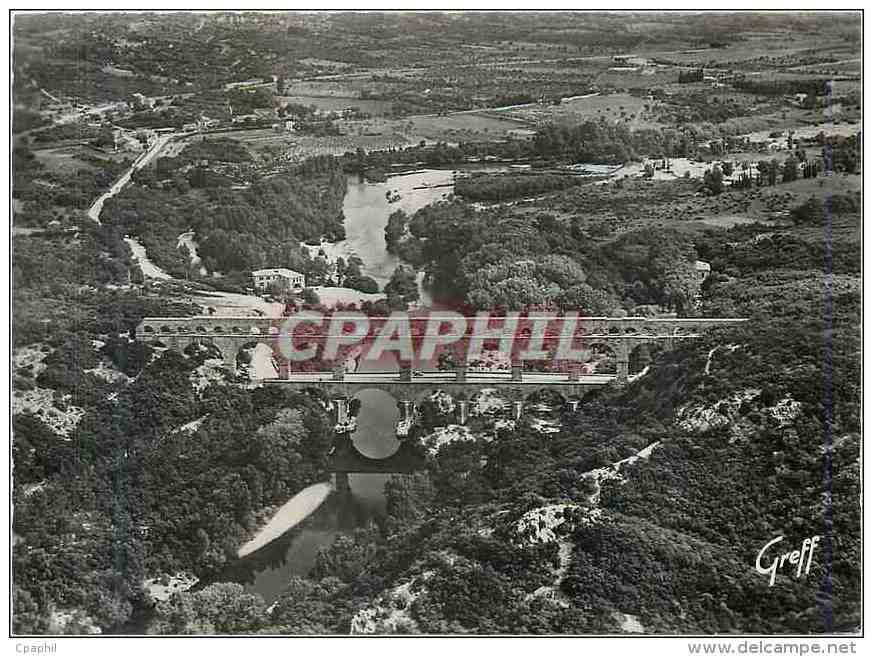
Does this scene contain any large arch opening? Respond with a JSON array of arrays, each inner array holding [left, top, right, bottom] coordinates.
[[525, 388, 566, 410], [468, 388, 511, 419], [350, 389, 402, 459], [183, 340, 223, 363], [413, 388, 458, 429], [236, 340, 278, 380], [524, 388, 566, 429], [629, 342, 662, 377], [583, 342, 617, 375]]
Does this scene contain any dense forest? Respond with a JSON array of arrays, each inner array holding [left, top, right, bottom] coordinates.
[[12, 143, 132, 227], [454, 172, 586, 202], [12, 346, 336, 633], [386, 199, 700, 315]]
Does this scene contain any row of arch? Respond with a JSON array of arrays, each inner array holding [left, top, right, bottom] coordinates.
[[144, 337, 660, 376], [140, 323, 701, 337], [149, 338, 278, 372], [142, 324, 281, 336]]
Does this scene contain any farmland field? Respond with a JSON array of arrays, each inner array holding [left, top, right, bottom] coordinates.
[[33, 147, 101, 175], [499, 92, 657, 128], [277, 95, 395, 115]]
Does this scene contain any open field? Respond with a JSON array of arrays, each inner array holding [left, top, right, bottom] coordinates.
[[277, 95, 395, 115], [34, 146, 101, 175], [217, 127, 411, 162], [282, 80, 370, 98], [593, 66, 680, 90], [510, 168, 860, 240], [712, 106, 862, 138], [339, 111, 530, 143], [220, 107, 530, 162], [498, 92, 656, 128], [643, 34, 859, 67], [391, 112, 530, 141], [831, 79, 864, 97]]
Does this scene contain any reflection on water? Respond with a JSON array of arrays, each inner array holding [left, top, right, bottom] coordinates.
[[213, 389, 400, 603], [211, 491, 371, 601], [348, 473, 391, 516]]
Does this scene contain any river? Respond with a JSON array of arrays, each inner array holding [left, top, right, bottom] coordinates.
[[202, 170, 453, 606], [306, 169, 456, 291], [208, 389, 401, 604]]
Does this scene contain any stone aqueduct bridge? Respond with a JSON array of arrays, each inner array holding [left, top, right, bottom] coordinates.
[[137, 314, 746, 473], [135, 314, 747, 397]]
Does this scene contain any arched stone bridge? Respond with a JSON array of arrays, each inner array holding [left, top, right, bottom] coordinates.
[[135, 314, 748, 386], [136, 313, 747, 474]]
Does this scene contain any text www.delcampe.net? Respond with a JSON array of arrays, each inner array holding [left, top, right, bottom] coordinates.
[[688, 641, 857, 655]]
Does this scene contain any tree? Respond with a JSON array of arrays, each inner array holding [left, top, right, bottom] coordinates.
[[703, 165, 724, 195], [384, 265, 419, 304], [385, 209, 407, 253], [768, 159, 779, 186], [301, 288, 320, 306], [152, 583, 266, 634], [756, 160, 777, 186], [344, 275, 379, 294], [12, 587, 49, 634], [782, 157, 798, 183]]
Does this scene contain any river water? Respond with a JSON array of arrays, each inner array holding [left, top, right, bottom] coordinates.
[[209, 389, 401, 604], [209, 170, 453, 604], [335, 169, 455, 289]]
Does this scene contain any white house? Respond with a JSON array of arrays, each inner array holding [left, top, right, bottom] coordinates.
[[252, 268, 305, 292], [695, 260, 711, 281]]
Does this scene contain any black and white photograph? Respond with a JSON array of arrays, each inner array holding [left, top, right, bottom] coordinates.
[[6, 5, 865, 648]]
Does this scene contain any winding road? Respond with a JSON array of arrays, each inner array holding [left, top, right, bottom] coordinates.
[[87, 131, 188, 224]]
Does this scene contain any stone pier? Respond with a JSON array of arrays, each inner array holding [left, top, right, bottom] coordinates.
[[457, 400, 469, 425], [334, 398, 349, 424], [400, 400, 414, 422]]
